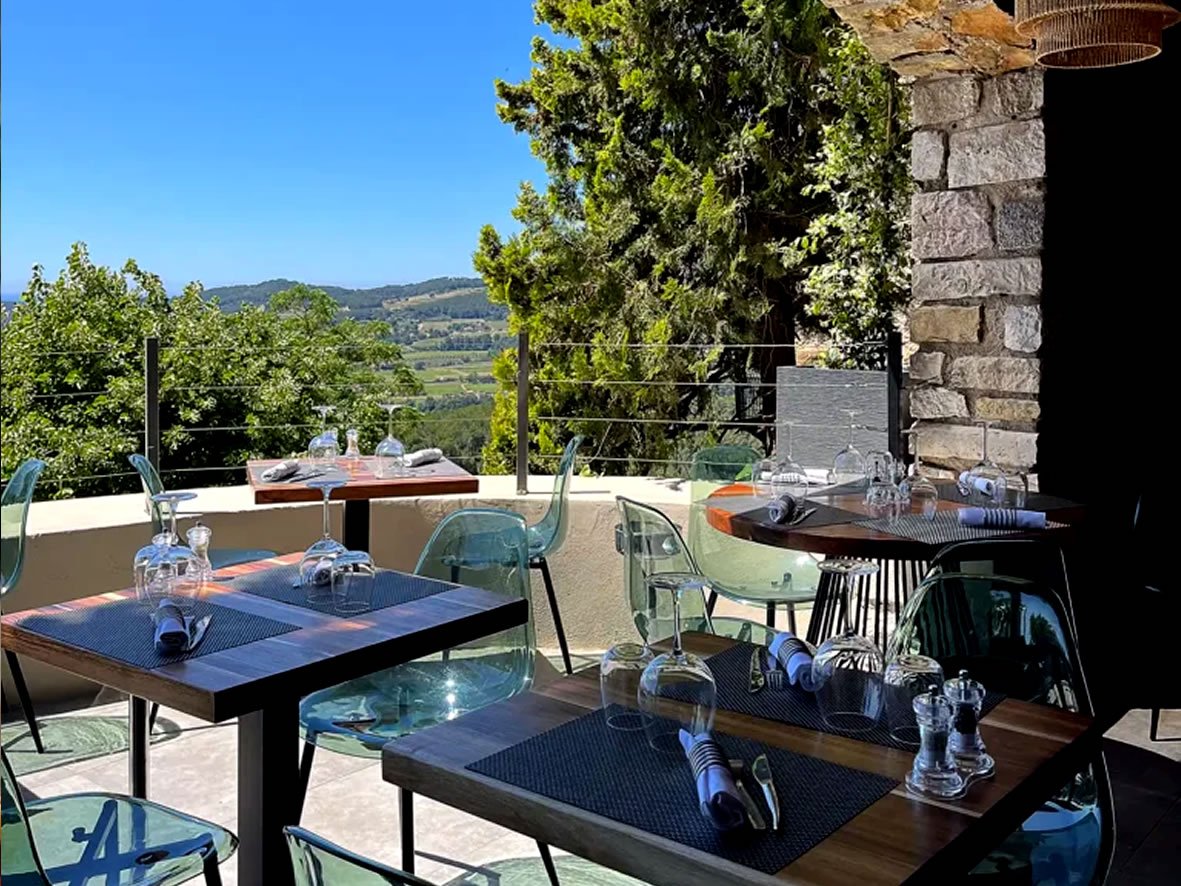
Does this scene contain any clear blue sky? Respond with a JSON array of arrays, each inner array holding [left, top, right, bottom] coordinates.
[[1, 1, 549, 294]]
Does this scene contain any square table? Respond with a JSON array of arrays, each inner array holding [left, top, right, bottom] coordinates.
[[247, 456, 480, 551], [1, 553, 528, 886], [382, 632, 1105, 886]]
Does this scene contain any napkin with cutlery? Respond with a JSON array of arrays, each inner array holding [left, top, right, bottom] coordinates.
[[958, 507, 1046, 530], [153, 603, 190, 653], [679, 729, 747, 831], [261, 459, 300, 482], [767, 494, 800, 524], [403, 448, 443, 469], [768, 631, 817, 691]]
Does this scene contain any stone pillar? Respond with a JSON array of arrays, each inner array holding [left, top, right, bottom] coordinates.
[[906, 69, 1044, 472]]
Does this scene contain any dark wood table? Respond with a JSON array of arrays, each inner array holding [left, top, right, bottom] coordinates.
[[2, 553, 527, 886], [382, 632, 1104, 886], [247, 456, 480, 551]]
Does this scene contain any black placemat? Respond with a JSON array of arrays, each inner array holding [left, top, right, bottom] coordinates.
[[223, 563, 455, 614], [935, 481, 1077, 512], [17, 598, 298, 669], [706, 642, 1003, 752], [467, 710, 898, 875], [853, 512, 1066, 546], [738, 499, 866, 531]]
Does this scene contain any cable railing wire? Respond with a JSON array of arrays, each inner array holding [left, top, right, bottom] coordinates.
[[532, 340, 885, 350]]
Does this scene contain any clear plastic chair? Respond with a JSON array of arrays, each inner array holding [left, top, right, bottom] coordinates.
[[889, 566, 1114, 886], [525, 434, 584, 675], [688, 444, 758, 482], [286, 827, 434, 886], [616, 496, 774, 646], [128, 454, 276, 569], [2, 457, 47, 754], [2, 750, 236, 886]]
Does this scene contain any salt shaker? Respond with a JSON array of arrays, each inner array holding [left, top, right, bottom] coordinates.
[[185, 523, 213, 582], [944, 670, 996, 779], [905, 691, 967, 799]]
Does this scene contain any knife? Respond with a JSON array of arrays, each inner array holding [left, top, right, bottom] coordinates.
[[748, 647, 766, 694], [751, 754, 781, 831], [185, 615, 213, 653], [728, 760, 767, 831]]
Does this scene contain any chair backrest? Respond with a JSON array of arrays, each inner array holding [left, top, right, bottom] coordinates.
[[128, 453, 168, 536], [286, 826, 435, 886], [775, 365, 889, 469], [689, 445, 758, 483], [1, 458, 46, 597], [616, 496, 716, 643], [530, 435, 583, 558], [1, 752, 52, 885]]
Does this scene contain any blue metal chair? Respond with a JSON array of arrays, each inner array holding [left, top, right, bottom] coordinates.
[[2, 750, 236, 885], [2, 458, 47, 754]]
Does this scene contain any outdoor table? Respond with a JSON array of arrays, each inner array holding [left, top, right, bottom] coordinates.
[[247, 456, 479, 552], [382, 632, 1104, 886], [1, 553, 527, 886]]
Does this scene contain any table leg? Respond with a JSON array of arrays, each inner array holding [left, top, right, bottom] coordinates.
[[238, 699, 298, 886], [129, 696, 150, 799], [344, 499, 370, 552]]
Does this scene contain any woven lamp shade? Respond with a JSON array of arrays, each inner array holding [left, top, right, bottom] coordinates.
[[1015, 0, 1180, 67]]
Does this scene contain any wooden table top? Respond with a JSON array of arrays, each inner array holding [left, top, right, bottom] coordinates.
[[382, 632, 1103, 886], [1, 554, 526, 723], [706, 482, 1086, 560], [246, 456, 479, 504]]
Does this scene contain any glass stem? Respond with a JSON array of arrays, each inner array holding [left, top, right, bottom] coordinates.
[[840, 575, 852, 634], [169, 506, 179, 545], [981, 424, 990, 463], [321, 489, 332, 540], [671, 588, 684, 658], [785, 424, 793, 459]]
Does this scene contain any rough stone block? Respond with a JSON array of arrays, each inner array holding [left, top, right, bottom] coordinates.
[[990, 69, 1044, 118], [909, 351, 946, 383], [947, 356, 1040, 393], [948, 120, 1045, 188], [911, 130, 946, 182], [911, 305, 981, 343], [911, 191, 992, 259], [913, 257, 1041, 300], [1003, 304, 1042, 353], [996, 200, 1045, 252], [911, 387, 969, 419], [916, 421, 1037, 469], [975, 396, 1041, 423], [911, 75, 980, 126]]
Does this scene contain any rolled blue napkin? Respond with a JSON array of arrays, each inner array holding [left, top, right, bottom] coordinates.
[[678, 729, 746, 831], [261, 459, 300, 482], [959, 507, 1046, 530], [958, 471, 998, 500], [767, 494, 800, 524], [403, 448, 443, 468], [153, 602, 189, 653], [768, 631, 817, 691]]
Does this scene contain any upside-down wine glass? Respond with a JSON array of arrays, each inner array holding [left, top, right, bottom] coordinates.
[[142, 491, 203, 612], [637, 573, 717, 753], [900, 428, 939, 520], [773, 421, 810, 501], [375, 403, 407, 480], [299, 477, 348, 604], [811, 559, 884, 733], [957, 420, 1006, 507], [828, 410, 867, 487], [309, 405, 339, 467]]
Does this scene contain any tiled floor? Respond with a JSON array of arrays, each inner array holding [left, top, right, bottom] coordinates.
[[5, 687, 1180, 884]]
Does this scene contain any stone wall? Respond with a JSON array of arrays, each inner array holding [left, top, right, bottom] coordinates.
[[907, 69, 1044, 472]]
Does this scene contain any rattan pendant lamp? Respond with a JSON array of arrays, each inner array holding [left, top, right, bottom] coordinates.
[[1015, 0, 1180, 67]]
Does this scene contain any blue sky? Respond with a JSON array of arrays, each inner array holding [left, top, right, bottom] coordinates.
[[0, 1, 549, 294]]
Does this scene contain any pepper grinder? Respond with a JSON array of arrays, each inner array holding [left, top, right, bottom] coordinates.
[[905, 691, 967, 799], [944, 670, 995, 779]]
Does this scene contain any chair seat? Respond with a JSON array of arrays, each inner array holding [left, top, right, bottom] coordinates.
[[24, 791, 236, 886], [208, 548, 277, 570], [301, 651, 533, 758]]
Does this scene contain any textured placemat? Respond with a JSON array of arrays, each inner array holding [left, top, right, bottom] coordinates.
[[935, 482, 1077, 513], [710, 495, 864, 530], [468, 710, 898, 875], [706, 642, 1003, 752], [17, 598, 298, 669], [222, 563, 455, 614], [854, 512, 1065, 546]]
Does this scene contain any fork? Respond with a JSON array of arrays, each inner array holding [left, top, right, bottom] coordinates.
[[787, 507, 817, 527], [762, 647, 786, 690]]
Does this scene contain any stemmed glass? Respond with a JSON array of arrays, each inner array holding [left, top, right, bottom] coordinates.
[[299, 477, 348, 603], [375, 403, 407, 479], [864, 451, 901, 519], [811, 559, 884, 733], [773, 422, 810, 501], [142, 491, 203, 612], [309, 406, 339, 467], [828, 410, 867, 487], [900, 428, 939, 519], [958, 420, 1006, 507], [637, 573, 717, 752]]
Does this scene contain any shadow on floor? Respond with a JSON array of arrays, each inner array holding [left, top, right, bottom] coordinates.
[[1, 714, 183, 777]]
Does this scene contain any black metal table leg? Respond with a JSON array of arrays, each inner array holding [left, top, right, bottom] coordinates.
[[765, 602, 776, 629], [129, 696, 150, 799], [238, 699, 298, 886], [343, 499, 370, 552]]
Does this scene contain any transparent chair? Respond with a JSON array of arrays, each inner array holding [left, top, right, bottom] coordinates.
[[2, 750, 236, 886], [889, 566, 1114, 886], [524, 434, 584, 675], [2, 458, 47, 754], [286, 827, 434, 886], [129, 454, 276, 569], [616, 496, 775, 646], [688, 444, 759, 482]]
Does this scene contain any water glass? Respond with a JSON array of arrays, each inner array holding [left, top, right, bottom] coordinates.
[[600, 642, 654, 731], [332, 551, 377, 615], [812, 559, 884, 733], [134, 532, 172, 605], [884, 654, 944, 747]]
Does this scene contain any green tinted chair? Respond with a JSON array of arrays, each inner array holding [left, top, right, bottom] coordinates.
[[525, 435, 584, 675], [286, 827, 434, 886], [128, 454, 276, 569], [1, 750, 236, 886], [689, 444, 758, 482], [2, 458, 47, 754], [617, 496, 774, 646]]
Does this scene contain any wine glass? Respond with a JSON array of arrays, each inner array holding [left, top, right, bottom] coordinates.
[[811, 559, 884, 733], [309, 406, 339, 467], [600, 642, 655, 731], [375, 403, 407, 480], [900, 428, 939, 520], [300, 477, 348, 603], [152, 490, 198, 543], [828, 410, 867, 487], [884, 654, 944, 747], [637, 573, 717, 753], [957, 421, 1007, 507], [864, 450, 901, 519], [134, 532, 173, 605], [331, 550, 377, 615], [773, 422, 810, 501]]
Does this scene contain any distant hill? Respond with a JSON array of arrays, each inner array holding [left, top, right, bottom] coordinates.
[[205, 276, 488, 315]]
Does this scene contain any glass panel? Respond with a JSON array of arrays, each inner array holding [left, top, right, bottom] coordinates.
[[287, 827, 433, 886], [1, 459, 46, 596]]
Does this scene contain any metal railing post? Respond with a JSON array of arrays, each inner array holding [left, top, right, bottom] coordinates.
[[886, 331, 903, 460], [144, 336, 161, 470], [516, 330, 529, 495]]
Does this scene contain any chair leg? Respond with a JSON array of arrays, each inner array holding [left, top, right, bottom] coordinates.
[[765, 602, 776, 629], [4, 651, 45, 754], [1150, 708, 1161, 741], [148, 702, 160, 733], [400, 787, 415, 874], [786, 602, 797, 635], [296, 739, 316, 821], [705, 589, 718, 616], [536, 558, 573, 675], [538, 840, 561, 886], [202, 849, 224, 886]]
